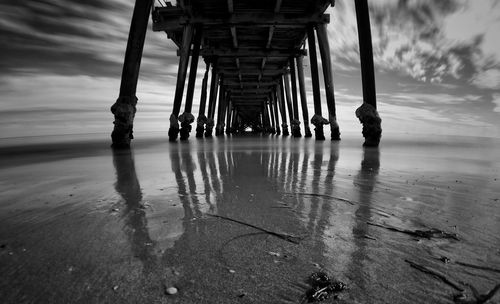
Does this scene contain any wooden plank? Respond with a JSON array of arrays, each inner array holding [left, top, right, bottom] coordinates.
[[355, 0, 376, 108], [274, 0, 283, 13], [317, 23, 336, 117], [184, 25, 203, 114], [153, 12, 330, 31], [307, 25, 322, 116], [296, 56, 310, 126], [197, 62, 210, 117], [289, 57, 299, 120], [224, 80, 278, 86], [229, 89, 272, 93], [218, 69, 284, 76], [266, 26, 275, 49], [200, 48, 306, 58], [172, 25, 194, 116], [230, 26, 238, 48]]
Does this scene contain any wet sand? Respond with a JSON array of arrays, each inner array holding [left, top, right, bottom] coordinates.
[[1, 134, 499, 303]]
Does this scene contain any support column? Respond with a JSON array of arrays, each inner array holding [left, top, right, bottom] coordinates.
[[317, 23, 341, 141], [263, 103, 271, 133], [168, 25, 194, 141], [296, 56, 312, 138], [307, 25, 329, 140], [215, 85, 226, 136], [231, 108, 238, 133], [180, 25, 203, 141], [277, 82, 289, 136], [282, 75, 295, 130], [205, 60, 219, 137], [272, 92, 281, 135], [225, 98, 232, 134], [111, 0, 152, 148], [355, 0, 381, 147], [289, 57, 302, 137], [196, 62, 210, 138], [268, 101, 276, 134]]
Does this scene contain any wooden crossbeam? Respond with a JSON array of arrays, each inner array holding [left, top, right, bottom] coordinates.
[[224, 81, 277, 86], [152, 12, 330, 31], [218, 69, 284, 76], [231, 97, 269, 100], [229, 89, 272, 94], [201, 48, 306, 58], [274, 0, 283, 13], [230, 26, 238, 48]]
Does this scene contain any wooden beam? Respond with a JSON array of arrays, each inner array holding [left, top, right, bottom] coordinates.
[[153, 12, 330, 31], [200, 48, 306, 58], [277, 82, 288, 131], [317, 23, 336, 117], [197, 62, 210, 118], [218, 69, 285, 76], [172, 25, 194, 117], [207, 61, 219, 119], [307, 25, 322, 116], [289, 57, 299, 120], [224, 80, 278, 86], [296, 56, 310, 128], [184, 25, 202, 114], [112, 0, 152, 147], [274, 0, 283, 13], [355, 0, 376, 108], [231, 95, 269, 99], [229, 89, 272, 94], [230, 26, 238, 48], [266, 26, 275, 49], [282, 73, 294, 124]]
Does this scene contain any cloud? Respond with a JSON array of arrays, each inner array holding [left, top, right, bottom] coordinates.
[[0, 0, 177, 79], [492, 94, 500, 112], [472, 68, 500, 90], [328, 0, 500, 91]]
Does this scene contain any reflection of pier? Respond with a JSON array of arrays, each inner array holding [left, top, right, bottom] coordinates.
[[111, 142, 381, 301], [111, 0, 381, 147]]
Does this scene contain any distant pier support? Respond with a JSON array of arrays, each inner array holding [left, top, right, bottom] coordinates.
[[168, 25, 194, 141], [205, 61, 219, 137], [215, 83, 226, 136], [317, 23, 341, 141], [272, 93, 281, 135], [307, 25, 328, 141], [111, 0, 152, 148], [289, 57, 301, 138], [355, 0, 382, 147], [196, 62, 210, 138], [277, 82, 289, 136], [296, 56, 312, 138], [225, 99, 233, 135], [180, 25, 202, 141]]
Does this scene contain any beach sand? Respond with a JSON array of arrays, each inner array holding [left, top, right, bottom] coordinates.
[[0, 134, 499, 303]]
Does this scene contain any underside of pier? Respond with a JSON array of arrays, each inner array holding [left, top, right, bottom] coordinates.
[[111, 0, 382, 147]]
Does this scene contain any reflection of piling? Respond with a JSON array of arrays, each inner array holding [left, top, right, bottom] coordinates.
[[348, 147, 380, 296], [112, 148, 156, 273]]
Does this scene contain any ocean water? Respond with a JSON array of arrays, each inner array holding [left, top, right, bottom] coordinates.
[[0, 133, 499, 303]]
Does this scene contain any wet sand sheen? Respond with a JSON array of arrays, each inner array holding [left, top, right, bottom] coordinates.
[[0, 134, 499, 303]]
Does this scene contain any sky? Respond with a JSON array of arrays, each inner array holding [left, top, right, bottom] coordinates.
[[0, 0, 499, 139]]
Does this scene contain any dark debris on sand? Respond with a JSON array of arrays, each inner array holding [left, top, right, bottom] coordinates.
[[301, 271, 347, 303]]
